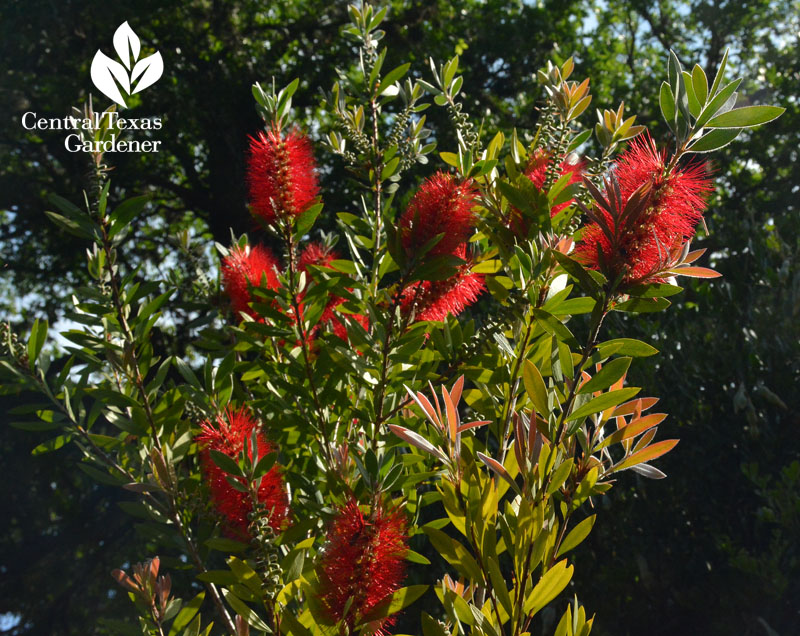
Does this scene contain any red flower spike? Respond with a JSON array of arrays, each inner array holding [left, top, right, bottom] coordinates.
[[317, 499, 408, 634], [221, 244, 281, 319], [298, 242, 336, 272], [401, 245, 485, 322], [298, 243, 369, 341], [399, 172, 478, 258], [575, 133, 712, 284], [247, 127, 319, 223], [196, 408, 289, 538]]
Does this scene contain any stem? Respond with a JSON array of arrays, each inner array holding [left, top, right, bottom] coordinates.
[[284, 227, 335, 468], [498, 315, 535, 463], [371, 277, 410, 449], [554, 292, 612, 443], [497, 279, 551, 462], [369, 94, 384, 296], [166, 502, 237, 635]]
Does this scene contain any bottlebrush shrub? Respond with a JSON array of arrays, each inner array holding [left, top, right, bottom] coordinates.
[[0, 4, 784, 636]]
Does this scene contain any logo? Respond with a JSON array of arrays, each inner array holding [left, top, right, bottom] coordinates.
[[20, 21, 164, 153], [90, 22, 163, 108]]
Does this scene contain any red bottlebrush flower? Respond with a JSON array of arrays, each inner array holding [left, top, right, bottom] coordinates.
[[196, 408, 289, 538], [401, 245, 485, 322], [298, 242, 336, 272], [247, 127, 320, 223], [399, 172, 478, 257], [317, 498, 408, 634], [510, 150, 584, 235], [575, 133, 712, 285], [298, 243, 369, 341], [221, 244, 281, 318]]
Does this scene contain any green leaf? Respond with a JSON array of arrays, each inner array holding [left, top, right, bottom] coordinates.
[[705, 105, 785, 129], [613, 297, 671, 313], [422, 612, 449, 636], [31, 434, 70, 455], [295, 202, 323, 236], [48, 193, 83, 216], [523, 360, 549, 417], [168, 592, 205, 636], [381, 156, 400, 180], [552, 251, 601, 296], [379, 63, 410, 93], [209, 450, 243, 477], [567, 387, 641, 421], [556, 515, 596, 557], [578, 357, 632, 394], [682, 71, 701, 118], [487, 556, 513, 617], [27, 318, 48, 369], [694, 78, 742, 128], [549, 297, 596, 316], [709, 48, 729, 97], [44, 210, 91, 239], [359, 585, 428, 623], [423, 527, 483, 581], [688, 128, 742, 153], [596, 338, 658, 358], [472, 259, 502, 274], [109, 195, 149, 237], [567, 129, 592, 152], [547, 458, 574, 495], [405, 549, 432, 565], [443, 55, 459, 88], [220, 589, 271, 633], [523, 559, 574, 615], [667, 50, 682, 93], [626, 282, 683, 298], [691, 64, 708, 105], [137, 290, 173, 322]]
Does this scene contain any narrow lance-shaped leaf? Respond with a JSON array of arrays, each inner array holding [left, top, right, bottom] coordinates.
[[705, 105, 785, 129], [609, 439, 680, 474], [477, 451, 522, 496], [389, 425, 448, 464], [523, 359, 549, 417]]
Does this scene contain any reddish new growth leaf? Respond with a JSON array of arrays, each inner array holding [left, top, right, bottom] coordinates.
[[401, 245, 485, 322], [399, 171, 478, 257], [509, 150, 584, 235], [298, 243, 368, 341], [221, 244, 281, 319], [196, 408, 288, 538], [247, 127, 319, 223], [317, 498, 408, 634], [575, 133, 712, 284]]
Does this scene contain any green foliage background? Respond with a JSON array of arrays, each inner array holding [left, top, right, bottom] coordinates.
[[0, 0, 797, 634]]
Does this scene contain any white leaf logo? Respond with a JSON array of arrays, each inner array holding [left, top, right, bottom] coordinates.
[[91, 22, 163, 107], [113, 21, 140, 70]]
